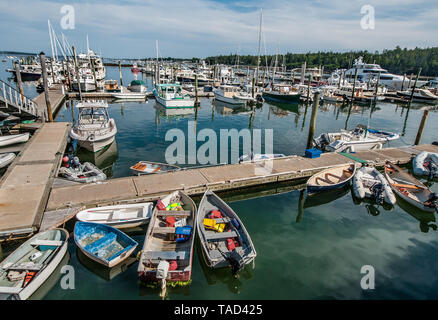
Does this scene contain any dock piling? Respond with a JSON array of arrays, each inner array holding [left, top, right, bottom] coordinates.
[[414, 109, 429, 145], [306, 92, 320, 149], [14, 61, 25, 105], [39, 52, 53, 122]]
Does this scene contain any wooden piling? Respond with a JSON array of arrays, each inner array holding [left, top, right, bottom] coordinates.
[[251, 77, 255, 98], [373, 72, 381, 104], [72, 46, 83, 101], [118, 60, 123, 87], [409, 68, 422, 105], [306, 74, 312, 104], [194, 74, 200, 107], [401, 74, 406, 91], [351, 67, 358, 102], [66, 59, 72, 91], [414, 109, 429, 145], [39, 52, 53, 122], [306, 92, 320, 149], [14, 62, 25, 104]]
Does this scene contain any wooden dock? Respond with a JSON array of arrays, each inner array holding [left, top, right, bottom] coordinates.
[[0, 122, 70, 240], [33, 84, 67, 119], [45, 144, 438, 214]]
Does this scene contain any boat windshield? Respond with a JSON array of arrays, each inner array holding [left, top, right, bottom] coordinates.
[[79, 107, 108, 124]]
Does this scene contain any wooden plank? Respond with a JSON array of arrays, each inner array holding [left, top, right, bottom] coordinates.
[[156, 210, 191, 217], [205, 231, 238, 241]]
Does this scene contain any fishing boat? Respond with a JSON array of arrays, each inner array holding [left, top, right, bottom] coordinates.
[[153, 83, 194, 108], [58, 159, 106, 183], [74, 221, 138, 268], [384, 161, 438, 213], [127, 80, 147, 93], [137, 191, 197, 287], [0, 153, 15, 169], [313, 124, 399, 153], [238, 153, 285, 163], [0, 229, 69, 300], [69, 101, 117, 152], [412, 151, 438, 178], [76, 202, 153, 229], [262, 84, 301, 104], [112, 90, 147, 100], [197, 189, 256, 274], [130, 161, 181, 175], [0, 132, 30, 147], [353, 166, 396, 205], [213, 85, 253, 105], [307, 163, 356, 194]]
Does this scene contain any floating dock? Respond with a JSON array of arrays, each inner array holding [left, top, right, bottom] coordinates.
[[0, 122, 70, 240], [45, 143, 438, 213]]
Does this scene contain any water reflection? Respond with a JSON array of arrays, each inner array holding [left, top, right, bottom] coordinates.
[[74, 140, 119, 178], [396, 195, 437, 233]]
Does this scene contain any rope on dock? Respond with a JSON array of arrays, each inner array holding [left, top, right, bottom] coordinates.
[[338, 152, 368, 164]]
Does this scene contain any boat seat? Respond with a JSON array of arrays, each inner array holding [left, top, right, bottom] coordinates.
[[205, 231, 238, 241], [142, 250, 189, 261], [30, 240, 63, 247], [157, 210, 191, 217], [153, 227, 176, 234], [84, 233, 116, 255], [8, 263, 43, 271], [211, 218, 231, 224]]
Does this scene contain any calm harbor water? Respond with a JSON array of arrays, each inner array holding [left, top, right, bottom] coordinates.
[[2, 59, 438, 299]]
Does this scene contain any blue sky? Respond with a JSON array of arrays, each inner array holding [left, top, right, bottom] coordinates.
[[0, 0, 437, 58]]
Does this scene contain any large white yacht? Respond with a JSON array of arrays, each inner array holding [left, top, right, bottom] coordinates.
[[344, 57, 427, 90]]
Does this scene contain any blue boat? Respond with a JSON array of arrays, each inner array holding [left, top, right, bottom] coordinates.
[[306, 163, 356, 195], [74, 221, 138, 268]]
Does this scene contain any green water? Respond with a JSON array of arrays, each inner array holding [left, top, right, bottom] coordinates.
[[2, 62, 438, 299]]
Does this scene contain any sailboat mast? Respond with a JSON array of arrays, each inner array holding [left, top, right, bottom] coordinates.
[[48, 20, 55, 62], [255, 8, 262, 87]]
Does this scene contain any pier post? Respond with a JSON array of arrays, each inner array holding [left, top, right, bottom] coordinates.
[[408, 73, 413, 88], [13, 62, 25, 104], [50, 59, 56, 84], [194, 74, 200, 107], [306, 92, 320, 149], [66, 59, 72, 91], [118, 60, 123, 87], [409, 68, 422, 105], [72, 46, 83, 100], [90, 58, 99, 92], [39, 52, 53, 122], [373, 72, 381, 104], [401, 74, 406, 91], [351, 67, 358, 102], [306, 74, 312, 104], [414, 109, 429, 145], [251, 77, 255, 98]]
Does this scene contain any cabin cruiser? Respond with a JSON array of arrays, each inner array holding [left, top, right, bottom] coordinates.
[[344, 56, 427, 90], [213, 85, 255, 105], [72, 70, 96, 92], [153, 83, 194, 108], [397, 88, 438, 104], [314, 124, 400, 153], [69, 101, 117, 152]]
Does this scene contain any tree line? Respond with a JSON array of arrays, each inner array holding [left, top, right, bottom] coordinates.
[[204, 46, 438, 77]]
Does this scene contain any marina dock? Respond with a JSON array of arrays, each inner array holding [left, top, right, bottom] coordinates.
[[0, 122, 70, 240], [45, 143, 438, 214]]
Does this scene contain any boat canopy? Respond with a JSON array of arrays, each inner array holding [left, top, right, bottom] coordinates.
[[76, 100, 108, 108]]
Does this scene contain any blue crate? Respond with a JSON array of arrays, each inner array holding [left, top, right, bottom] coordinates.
[[305, 148, 322, 159]]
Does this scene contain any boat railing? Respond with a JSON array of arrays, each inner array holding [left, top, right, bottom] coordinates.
[[0, 79, 40, 119]]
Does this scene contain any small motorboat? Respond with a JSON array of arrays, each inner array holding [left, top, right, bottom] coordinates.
[[74, 221, 138, 268], [0, 153, 16, 169], [137, 191, 197, 287], [0, 132, 30, 147], [384, 161, 438, 213], [313, 124, 399, 153], [58, 158, 106, 183], [353, 166, 396, 205], [412, 151, 438, 178], [238, 153, 286, 163], [0, 229, 69, 300], [76, 202, 153, 229], [130, 161, 181, 175], [197, 189, 256, 274], [307, 163, 356, 194], [127, 80, 147, 93]]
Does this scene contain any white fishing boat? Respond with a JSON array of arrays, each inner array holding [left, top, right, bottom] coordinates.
[[76, 202, 153, 229], [353, 166, 396, 205], [0, 153, 16, 169], [153, 83, 194, 108], [69, 101, 117, 152], [112, 87, 147, 100], [130, 161, 181, 175], [127, 80, 147, 93], [385, 161, 437, 212], [0, 229, 69, 300], [213, 85, 253, 105], [313, 124, 399, 153], [0, 132, 30, 147], [412, 151, 438, 178]]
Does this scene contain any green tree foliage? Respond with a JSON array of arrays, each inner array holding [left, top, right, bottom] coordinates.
[[204, 47, 438, 76]]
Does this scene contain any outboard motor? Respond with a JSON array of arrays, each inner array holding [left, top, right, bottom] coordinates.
[[72, 156, 80, 169], [226, 251, 245, 277]]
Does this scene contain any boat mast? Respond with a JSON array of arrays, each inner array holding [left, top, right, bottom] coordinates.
[[48, 20, 56, 62], [255, 8, 262, 88], [155, 40, 159, 84]]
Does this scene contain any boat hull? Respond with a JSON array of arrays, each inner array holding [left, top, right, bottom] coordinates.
[[263, 91, 301, 103], [153, 91, 195, 108]]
